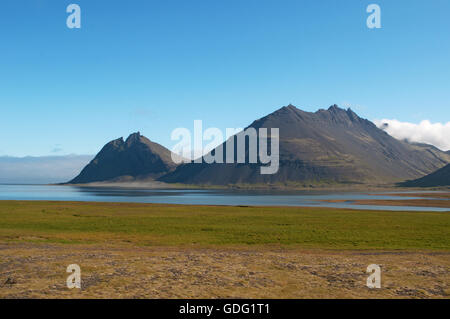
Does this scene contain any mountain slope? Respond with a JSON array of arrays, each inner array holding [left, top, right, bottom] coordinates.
[[400, 164, 450, 187], [69, 132, 177, 184], [161, 105, 450, 185]]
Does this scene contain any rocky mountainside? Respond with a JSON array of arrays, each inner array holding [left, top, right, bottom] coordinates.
[[69, 132, 178, 184], [161, 105, 450, 185]]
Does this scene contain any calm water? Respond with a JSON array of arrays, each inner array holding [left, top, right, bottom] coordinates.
[[0, 184, 448, 212]]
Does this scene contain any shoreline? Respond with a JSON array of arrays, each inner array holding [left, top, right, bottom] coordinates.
[[0, 198, 449, 212], [45, 181, 450, 192], [3, 179, 449, 192]]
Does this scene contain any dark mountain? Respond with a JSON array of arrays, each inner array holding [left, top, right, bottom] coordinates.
[[400, 164, 450, 187], [69, 132, 177, 184], [161, 105, 450, 185]]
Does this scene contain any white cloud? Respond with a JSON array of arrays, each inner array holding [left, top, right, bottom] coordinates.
[[374, 119, 450, 151]]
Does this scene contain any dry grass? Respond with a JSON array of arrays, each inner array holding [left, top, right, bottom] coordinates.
[[0, 243, 449, 299]]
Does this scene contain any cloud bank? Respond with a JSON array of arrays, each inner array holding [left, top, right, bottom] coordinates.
[[0, 155, 93, 184], [375, 119, 450, 151]]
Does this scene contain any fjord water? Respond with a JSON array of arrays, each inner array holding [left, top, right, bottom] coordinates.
[[0, 184, 448, 212]]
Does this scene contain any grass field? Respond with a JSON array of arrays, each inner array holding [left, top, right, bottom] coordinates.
[[0, 201, 449, 249], [0, 201, 449, 298], [323, 198, 450, 208]]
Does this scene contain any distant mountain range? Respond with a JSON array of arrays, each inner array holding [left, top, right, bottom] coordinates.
[[0, 155, 93, 184], [400, 164, 450, 187], [68, 105, 450, 187]]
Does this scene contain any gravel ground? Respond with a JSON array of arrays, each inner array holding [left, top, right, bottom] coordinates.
[[0, 243, 449, 299]]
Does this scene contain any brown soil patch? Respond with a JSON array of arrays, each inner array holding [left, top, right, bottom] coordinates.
[[0, 243, 448, 299]]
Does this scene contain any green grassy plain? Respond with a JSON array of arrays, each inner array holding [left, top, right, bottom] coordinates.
[[0, 201, 448, 250]]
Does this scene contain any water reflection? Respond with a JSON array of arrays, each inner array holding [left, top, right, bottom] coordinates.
[[0, 184, 448, 212]]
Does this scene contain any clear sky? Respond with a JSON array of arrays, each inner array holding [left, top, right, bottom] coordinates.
[[1, 0, 449, 156]]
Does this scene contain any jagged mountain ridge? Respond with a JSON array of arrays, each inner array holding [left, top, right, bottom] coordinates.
[[160, 104, 450, 185]]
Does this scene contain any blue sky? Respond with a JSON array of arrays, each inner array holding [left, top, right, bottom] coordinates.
[[1, 0, 449, 156]]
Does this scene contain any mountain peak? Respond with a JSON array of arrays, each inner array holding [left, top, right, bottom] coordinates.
[[125, 132, 142, 144], [107, 137, 125, 148], [327, 104, 355, 115], [328, 104, 341, 111], [68, 132, 177, 184], [278, 104, 298, 112]]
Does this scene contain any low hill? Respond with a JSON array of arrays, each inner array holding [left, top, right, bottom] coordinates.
[[400, 164, 450, 187]]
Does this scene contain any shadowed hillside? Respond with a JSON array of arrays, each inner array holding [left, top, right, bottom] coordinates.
[[401, 164, 450, 187]]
